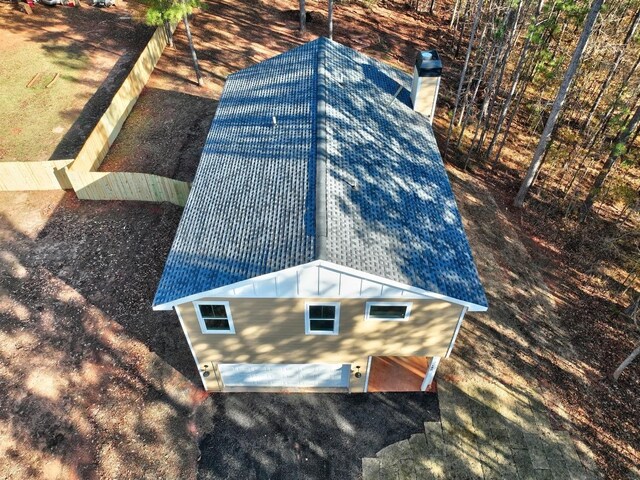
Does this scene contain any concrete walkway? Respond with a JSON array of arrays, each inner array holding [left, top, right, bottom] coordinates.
[[362, 378, 598, 479]]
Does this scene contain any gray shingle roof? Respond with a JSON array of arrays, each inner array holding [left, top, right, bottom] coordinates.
[[153, 38, 488, 309]]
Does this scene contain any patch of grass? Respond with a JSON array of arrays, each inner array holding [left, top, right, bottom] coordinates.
[[0, 33, 89, 161]]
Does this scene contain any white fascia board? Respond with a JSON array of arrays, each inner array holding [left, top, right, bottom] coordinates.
[[152, 260, 488, 312], [151, 263, 319, 310], [316, 261, 488, 312]]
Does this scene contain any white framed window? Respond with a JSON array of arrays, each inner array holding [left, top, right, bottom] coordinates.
[[305, 302, 340, 335], [194, 301, 235, 334], [365, 302, 412, 321]]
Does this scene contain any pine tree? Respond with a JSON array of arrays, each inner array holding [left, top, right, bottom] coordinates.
[[143, 0, 205, 86]]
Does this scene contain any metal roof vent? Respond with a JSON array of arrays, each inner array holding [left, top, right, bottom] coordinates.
[[410, 50, 442, 124]]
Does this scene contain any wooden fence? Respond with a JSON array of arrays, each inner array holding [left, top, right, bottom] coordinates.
[[71, 24, 175, 173], [66, 170, 190, 207], [0, 159, 74, 190], [0, 23, 186, 210]]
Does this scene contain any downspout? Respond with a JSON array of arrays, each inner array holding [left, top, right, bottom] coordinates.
[[445, 306, 468, 358]]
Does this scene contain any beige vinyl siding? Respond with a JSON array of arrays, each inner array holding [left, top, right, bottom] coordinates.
[[176, 297, 463, 391]]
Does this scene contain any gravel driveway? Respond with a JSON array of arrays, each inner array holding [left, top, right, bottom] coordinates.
[[197, 392, 439, 480]]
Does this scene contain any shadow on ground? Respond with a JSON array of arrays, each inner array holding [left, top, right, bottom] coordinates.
[[0, 192, 212, 478], [198, 392, 439, 480]]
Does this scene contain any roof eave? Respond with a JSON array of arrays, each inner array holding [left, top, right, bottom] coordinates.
[[152, 259, 488, 312]]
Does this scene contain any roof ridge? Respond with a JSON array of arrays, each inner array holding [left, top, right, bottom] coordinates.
[[314, 38, 329, 260]]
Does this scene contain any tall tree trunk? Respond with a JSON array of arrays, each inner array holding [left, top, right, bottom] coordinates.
[[445, 0, 485, 160], [456, 24, 489, 129], [455, 0, 473, 57], [328, 0, 334, 40], [183, 13, 204, 87], [164, 21, 174, 48], [485, 0, 544, 161], [299, 0, 306, 33], [430, 0, 436, 14], [560, 82, 626, 200], [614, 297, 640, 381], [614, 344, 640, 381], [450, 0, 461, 28], [513, 0, 605, 208], [583, 8, 640, 128], [456, 28, 492, 148], [493, 65, 533, 164], [580, 104, 640, 220], [471, 2, 522, 163]]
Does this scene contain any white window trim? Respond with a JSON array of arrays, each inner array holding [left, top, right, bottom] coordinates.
[[193, 301, 235, 334], [305, 302, 340, 335], [365, 301, 413, 321]]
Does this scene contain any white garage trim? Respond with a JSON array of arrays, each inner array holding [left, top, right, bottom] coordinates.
[[218, 363, 350, 390], [363, 356, 372, 393]]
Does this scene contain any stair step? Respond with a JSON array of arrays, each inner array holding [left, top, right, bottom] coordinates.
[[424, 422, 445, 456], [362, 457, 380, 480], [376, 439, 412, 462]]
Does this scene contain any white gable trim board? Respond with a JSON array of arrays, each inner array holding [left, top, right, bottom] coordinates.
[[153, 260, 488, 312]]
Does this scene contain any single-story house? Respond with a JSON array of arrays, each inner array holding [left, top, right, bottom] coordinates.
[[153, 37, 487, 393]]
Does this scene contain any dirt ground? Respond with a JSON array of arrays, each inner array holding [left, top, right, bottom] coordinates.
[[0, 0, 638, 478], [0, 191, 214, 479], [0, 1, 153, 162], [97, 0, 640, 476]]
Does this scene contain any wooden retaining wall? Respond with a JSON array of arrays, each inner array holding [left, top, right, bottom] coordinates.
[[0, 159, 74, 191], [66, 170, 190, 207]]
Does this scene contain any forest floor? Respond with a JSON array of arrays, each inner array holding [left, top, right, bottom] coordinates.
[[0, 0, 153, 162], [0, 0, 637, 478]]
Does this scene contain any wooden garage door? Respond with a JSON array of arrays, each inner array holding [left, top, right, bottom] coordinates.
[[218, 363, 350, 388]]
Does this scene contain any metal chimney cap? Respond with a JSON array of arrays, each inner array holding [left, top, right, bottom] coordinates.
[[415, 50, 442, 77]]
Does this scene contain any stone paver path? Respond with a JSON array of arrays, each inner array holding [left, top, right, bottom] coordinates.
[[362, 378, 599, 479]]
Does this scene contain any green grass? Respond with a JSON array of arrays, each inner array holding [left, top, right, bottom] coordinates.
[[0, 32, 90, 162]]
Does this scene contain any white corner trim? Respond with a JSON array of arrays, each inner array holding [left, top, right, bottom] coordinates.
[[363, 356, 372, 393], [421, 356, 441, 391], [193, 300, 235, 334], [304, 301, 340, 335], [364, 301, 413, 321], [445, 306, 468, 358], [174, 306, 208, 390]]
